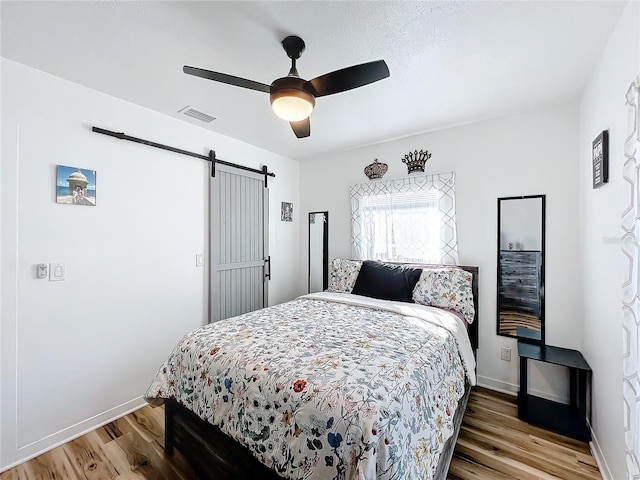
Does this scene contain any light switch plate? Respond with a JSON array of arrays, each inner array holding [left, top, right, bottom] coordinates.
[[196, 254, 205, 267], [49, 263, 66, 281]]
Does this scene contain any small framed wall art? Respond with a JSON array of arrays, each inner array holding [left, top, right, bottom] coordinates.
[[281, 202, 293, 222], [56, 165, 97, 206], [592, 130, 609, 189]]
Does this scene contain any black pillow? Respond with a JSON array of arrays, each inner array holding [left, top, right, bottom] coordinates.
[[351, 261, 422, 303]]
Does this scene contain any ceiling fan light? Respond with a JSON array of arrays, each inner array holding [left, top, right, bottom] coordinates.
[[270, 89, 315, 122]]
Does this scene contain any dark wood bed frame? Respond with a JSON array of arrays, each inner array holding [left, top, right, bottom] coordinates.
[[164, 265, 479, 480]]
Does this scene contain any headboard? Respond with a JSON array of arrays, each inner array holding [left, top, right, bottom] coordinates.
[[459, 265, 479, 352]]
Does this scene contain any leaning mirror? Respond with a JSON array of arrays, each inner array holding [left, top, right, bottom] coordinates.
[[309, 211, 329, 293], [497, 195, 545, 344]]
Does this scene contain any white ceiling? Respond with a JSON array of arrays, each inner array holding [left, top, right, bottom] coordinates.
[[1, 1, 627, 161]]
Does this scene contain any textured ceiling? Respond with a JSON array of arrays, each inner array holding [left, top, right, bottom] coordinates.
[[1, 1, 628, 160]]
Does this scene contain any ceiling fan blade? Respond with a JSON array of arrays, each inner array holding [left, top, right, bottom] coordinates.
[[183, 66, 270, 93], [309, 60, 389, 98], [290, 118, 310, 138]]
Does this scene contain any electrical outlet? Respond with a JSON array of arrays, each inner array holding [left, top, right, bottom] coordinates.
[[501, 346, 512, 362]]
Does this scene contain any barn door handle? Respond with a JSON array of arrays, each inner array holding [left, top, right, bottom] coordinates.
[[264, 256, 271, 280]]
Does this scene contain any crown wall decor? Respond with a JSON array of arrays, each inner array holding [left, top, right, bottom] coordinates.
[[402, 149, 432, 174], [364, 159, 388, 180]]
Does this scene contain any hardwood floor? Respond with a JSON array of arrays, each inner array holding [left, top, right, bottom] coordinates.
[[0, 405, 198, 480], [450, 388, 601, 480], [1, 387, 601, 480]]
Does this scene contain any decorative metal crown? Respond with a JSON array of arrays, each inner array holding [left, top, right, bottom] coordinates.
[[401, 149, 432, 174], [364, 159, 388, 180]]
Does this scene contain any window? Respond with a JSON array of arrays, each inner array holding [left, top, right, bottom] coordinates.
[[350, 172, 459, 264]]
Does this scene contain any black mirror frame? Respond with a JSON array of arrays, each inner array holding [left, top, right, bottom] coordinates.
[[496, 195, 546, 345], [308, 211, 329, 292]]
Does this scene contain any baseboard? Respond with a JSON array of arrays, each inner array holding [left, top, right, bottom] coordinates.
[[589, 422, 613, 480], [476, 375, 568, 404], [1, 396, 146, 473], [476, 375, 518, 396], [529, 388, 568, 404]]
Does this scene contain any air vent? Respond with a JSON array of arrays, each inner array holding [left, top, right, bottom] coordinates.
[[178, 106, 217, 123]]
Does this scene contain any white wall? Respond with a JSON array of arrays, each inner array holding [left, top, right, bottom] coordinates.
[[299, 102, 581, 401], [0, 59, 299, 470], [579, 1, 639, 478]]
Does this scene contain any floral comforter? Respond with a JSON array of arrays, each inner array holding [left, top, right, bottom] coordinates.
[[144, 292, 476, 480]]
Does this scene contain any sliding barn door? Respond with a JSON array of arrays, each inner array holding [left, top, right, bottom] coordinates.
[[210, 164, 269, 322]]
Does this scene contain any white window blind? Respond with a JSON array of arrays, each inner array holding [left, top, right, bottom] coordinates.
[[350, 172, 459, 264]]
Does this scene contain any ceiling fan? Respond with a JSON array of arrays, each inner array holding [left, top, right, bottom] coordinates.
[[183, 35, 390, 139]]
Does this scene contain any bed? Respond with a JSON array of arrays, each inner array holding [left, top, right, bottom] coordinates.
[[145, 261, 479, 480]]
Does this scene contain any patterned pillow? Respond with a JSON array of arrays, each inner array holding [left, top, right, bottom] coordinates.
[[412, 267, 475, 324], [327, 259, 363, 293]]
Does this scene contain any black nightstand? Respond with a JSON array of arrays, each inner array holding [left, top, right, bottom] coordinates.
[[518, 342, 592, 441]]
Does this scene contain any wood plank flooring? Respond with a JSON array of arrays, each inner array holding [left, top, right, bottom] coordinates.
[[1, 387, 601, 479], [450, 387, 601, 480]]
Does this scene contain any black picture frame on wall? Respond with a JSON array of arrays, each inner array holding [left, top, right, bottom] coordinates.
[[592, 130, 609, 189]]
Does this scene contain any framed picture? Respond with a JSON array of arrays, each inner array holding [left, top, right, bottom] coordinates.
[[592, 130, 609, 189], [281, 202, 293, 222], [56, 165, 97, 206]]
